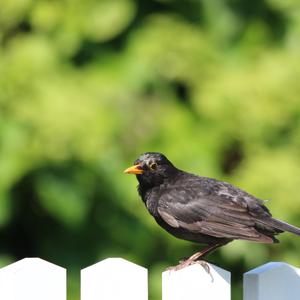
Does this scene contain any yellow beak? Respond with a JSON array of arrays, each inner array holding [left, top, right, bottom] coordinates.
[[124, 164, 144, 175]]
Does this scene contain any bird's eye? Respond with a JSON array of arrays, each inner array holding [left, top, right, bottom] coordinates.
[[150, 163, 157, 170]]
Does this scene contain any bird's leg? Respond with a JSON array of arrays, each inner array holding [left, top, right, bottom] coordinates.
[[168, 243, 225, 272], [189, 243, 223, 261]]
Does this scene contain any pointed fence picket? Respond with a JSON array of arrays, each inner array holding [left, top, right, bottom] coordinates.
[[81, 258, 148, 300], [162, 263, 231, 300], [0, 257, 300, 300], [0, 258, 66, 300], [243, 262, 300, 300]]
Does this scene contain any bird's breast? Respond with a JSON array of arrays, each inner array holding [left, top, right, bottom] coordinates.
[[142, 188, 161, 217]]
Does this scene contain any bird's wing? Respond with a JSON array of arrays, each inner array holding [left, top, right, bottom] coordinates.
[[157, 177, 274, 242]]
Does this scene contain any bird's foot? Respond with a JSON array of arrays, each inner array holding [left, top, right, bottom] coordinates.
[[166, 259, 210, 274], [196, 260, 210, 274]]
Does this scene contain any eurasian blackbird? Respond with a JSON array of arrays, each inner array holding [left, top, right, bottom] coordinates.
[[124, 152, 300, 270]]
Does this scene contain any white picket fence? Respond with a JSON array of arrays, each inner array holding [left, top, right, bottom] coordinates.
[[0, 258, 300, 300]]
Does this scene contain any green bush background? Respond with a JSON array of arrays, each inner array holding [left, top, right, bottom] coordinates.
[[1, 0, 300, 299]]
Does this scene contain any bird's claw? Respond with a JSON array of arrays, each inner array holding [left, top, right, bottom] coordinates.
[[197, 260, 210, 274]]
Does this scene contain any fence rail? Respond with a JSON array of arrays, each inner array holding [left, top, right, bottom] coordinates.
[[0, 257, 299, 300]]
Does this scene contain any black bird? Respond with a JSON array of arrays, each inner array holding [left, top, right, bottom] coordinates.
[[124, 152, 300, 270]]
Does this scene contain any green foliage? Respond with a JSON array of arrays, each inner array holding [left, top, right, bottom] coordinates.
[[1, 0, 300, 299]]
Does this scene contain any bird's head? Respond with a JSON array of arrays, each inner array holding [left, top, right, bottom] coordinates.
[[124, 152, 178, 188]]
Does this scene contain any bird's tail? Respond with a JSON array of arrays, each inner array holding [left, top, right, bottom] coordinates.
[[261, 217, 300, 236]]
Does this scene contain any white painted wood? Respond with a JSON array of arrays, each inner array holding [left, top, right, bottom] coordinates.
[[243, 262, 300, 300], [81, 257, 148, 300], [0, 257, 66, 300], [162, 263, 231, 300]]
